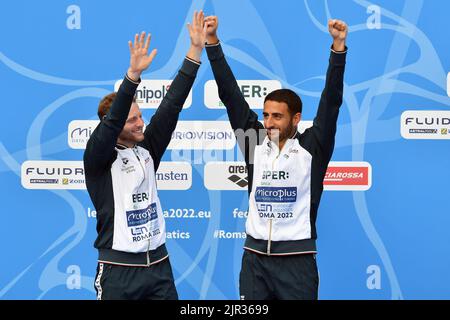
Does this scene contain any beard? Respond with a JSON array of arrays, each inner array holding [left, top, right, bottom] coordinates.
[[267, 123, 296, 145], [118, 129, 144, 145]]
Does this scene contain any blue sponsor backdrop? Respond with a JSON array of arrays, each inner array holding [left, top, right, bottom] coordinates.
[[1, 0, 449, 299]]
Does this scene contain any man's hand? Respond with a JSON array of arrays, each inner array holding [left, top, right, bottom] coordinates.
[[186, 10, 207, 62], [204, 15, 218, 44], [127, 31, 157, 81], [328, 19, 348, 52]]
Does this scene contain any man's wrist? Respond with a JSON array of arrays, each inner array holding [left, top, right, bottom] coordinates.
[[206, 35, 219, 45], [186, 45, 203, 63], [126, 68, 141, 82], [332, 39, 346, 52]]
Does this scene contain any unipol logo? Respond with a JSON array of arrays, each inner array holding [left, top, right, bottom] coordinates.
[[114, 80, 192, 109]]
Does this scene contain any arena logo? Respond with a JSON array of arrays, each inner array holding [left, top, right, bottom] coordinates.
[[204, 80, 282, 109], [228, 164, 248, 188], [204, 162, 248, 190], [167, 121, 236, 150], [324, 161, 372, 191], [401, 111, 450, 140], [155, 162, 192, 190], [114, 80, 192, 109], [68, 120, 99, 149], [21, 161, 86, 190]]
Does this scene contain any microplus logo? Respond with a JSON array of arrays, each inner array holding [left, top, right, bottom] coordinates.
[[204, 80, 282, 109], [126, 203, 157, 227], [167, 121, 236, 150], [68, 120, 99, 149], [401, 110, 450, 140], [115, 80, 192, 109], [254, 187, 297, 203], [21, 161, 86, 190]]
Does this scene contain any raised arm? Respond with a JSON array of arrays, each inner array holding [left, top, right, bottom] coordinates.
[[141, 10, 205, 171], [204, 16, 263, 134], [84, 32, 157, 175], [310, 19, 348, 161]]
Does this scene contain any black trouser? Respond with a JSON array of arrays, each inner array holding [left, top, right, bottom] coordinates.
[[94, 258, 178, 300], [239, 250, 319, 300]]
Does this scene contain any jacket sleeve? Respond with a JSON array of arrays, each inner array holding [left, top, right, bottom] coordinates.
[[206, 42, 265, 165], [140, 58, 200, 171], [83, 75, 140, 176], [310, 47, 347, 162]]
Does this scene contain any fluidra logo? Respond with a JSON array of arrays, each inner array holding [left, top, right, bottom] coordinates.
[[21, 161, 86, 190], [401, 111, 450, 140]]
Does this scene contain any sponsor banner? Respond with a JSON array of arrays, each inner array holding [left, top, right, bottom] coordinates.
[[167, 121, 236, 150], [205, 161, 371, 191], [204, 80, 282, 109], [155, 162, 192, 190], [324, 161, 372, 191], [22, 161, 191, 190], [68, 119, 312, 150], [21, 161, 85, 190], [68, 120, 99, 149], [204, 161, 248, 190], [114, 79, 192, 109], [401, 110, 450, 139], [68, 120, 235, 150]]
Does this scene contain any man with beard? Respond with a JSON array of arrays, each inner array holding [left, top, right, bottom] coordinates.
[[204, 15, 348, 299], [84, 11, 208, 300]]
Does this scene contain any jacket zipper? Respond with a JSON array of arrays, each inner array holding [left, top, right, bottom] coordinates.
[[267, 138, 292, 256], [267, 147, 281, 256], [133, 147, 151, 266]]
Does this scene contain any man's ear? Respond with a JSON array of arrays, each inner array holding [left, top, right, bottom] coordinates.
[[293, 112, 301, 126]]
